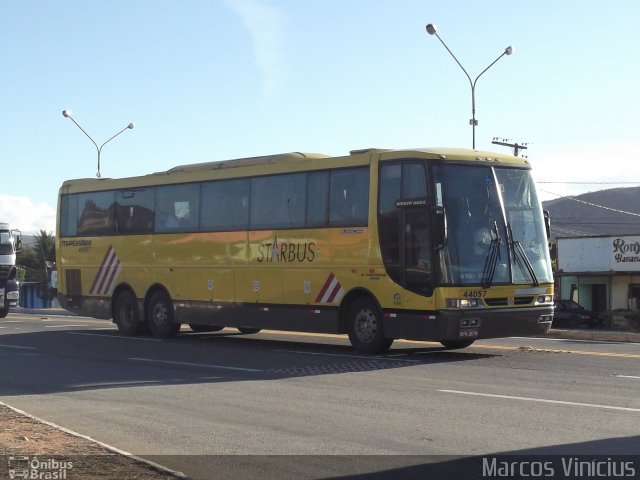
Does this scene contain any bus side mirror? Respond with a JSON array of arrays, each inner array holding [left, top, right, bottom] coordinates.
[[431, 206, 447, 249], [12, 230, 22, 252], [543, 210, 551, 240]]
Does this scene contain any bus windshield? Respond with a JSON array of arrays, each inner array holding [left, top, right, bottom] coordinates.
[[433, 164, 552, 286], [0, 231, 14, 256]]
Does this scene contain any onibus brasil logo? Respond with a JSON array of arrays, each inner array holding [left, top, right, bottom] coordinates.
[[8, 456, 73, 479]]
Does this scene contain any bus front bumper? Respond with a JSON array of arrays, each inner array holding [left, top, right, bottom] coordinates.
[[384, 306, 554, 342], [1, 279, 20, 309]]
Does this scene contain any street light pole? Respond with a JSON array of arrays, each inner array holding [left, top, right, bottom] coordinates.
[[62, 110, 134, 178], [425, 24, 513, 149]]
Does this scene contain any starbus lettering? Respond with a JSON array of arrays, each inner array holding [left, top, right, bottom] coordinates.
[[257, 236, 316, 263]]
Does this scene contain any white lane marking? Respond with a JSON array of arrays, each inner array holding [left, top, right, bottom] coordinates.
[[128, 357, 264, 372], [3, 321, 22, 323], [72, 379, 165, 388], [68, 332, 162, 341], [0, 344, 37, 350], [71, 376, 224, 388], [44, 324, 90, 328], [274, 349, 422, 362], [439, 389, 640, 413], [615, 375, 640, 380]]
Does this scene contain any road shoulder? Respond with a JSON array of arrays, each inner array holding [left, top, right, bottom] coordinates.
[[0, 401, 184, 480]]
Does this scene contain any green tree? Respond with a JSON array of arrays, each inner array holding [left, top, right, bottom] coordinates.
[[16, 245, 42, 272], [16, 231, 55, 282], [34, 230, 55, 265], [17, 266, 26, 282]]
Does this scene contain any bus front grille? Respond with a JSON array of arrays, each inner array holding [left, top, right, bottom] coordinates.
[[485, 296, 535, 307], [0, 266, 10, 280]]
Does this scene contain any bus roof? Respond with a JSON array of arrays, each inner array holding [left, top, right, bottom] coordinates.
[[60, 147, 529, 192]]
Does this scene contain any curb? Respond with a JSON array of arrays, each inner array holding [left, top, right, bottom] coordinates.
[[0, 400, 187, 479], [546, 328, 640, 343]]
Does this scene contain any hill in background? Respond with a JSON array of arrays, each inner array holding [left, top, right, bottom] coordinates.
[[542, 186, 640, 238]]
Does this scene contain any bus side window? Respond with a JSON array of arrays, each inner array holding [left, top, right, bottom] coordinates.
[[306, 172, 329, 227], [201, 179, 250, 231], [77, 191, 116, 236], [116, 188, 155, 234], [60, 194, 78, 237], [329, 168, 369, 226], [250, 174, 306, 229], [155, 184, 200, 233]]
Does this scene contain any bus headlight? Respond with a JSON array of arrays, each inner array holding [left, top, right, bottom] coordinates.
[[535, 295, 553, 304], [446, 298, 483, 308], [6, 291, 19, 300]]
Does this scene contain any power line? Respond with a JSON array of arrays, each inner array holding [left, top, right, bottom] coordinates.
[[540, 190, 640, 218]]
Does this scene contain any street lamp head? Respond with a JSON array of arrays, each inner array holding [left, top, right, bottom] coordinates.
[[505, 46, 514, 55], [426, 24, 437, 35], [62, 109, 71, 118], [127, 123, 135, 129]]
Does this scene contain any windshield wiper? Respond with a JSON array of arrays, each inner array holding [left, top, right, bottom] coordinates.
[[507, 224, 539, 286], [481, 221, 502, 289]]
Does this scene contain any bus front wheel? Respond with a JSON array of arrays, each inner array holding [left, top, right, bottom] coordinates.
[[440, 339, 475, 349], [113, 290, 144, 335], [347, 297, 393, 354], [147, 291, 181, 338], [0, 308, 8, 319]]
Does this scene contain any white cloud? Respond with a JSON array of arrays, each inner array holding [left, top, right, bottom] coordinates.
[[224, 0, 285, 97], [0, 195, 56, 234]]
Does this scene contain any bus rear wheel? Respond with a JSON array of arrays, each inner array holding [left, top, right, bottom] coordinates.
[[147, 291, 180, 338], [237, 327, 261, 334], [440, 339, 475, 349], [189, 324, 224, 332], [347, 297, 393, 354], [113, 290, 145, 335]]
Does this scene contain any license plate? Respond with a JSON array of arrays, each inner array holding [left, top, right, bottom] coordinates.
[[459, 328, 479, 338]]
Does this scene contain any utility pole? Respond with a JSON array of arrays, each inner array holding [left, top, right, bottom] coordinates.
[[492, 137, 528, 157]]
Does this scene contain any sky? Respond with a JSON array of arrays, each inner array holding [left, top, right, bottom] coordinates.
[[1, 0, 640, 233]]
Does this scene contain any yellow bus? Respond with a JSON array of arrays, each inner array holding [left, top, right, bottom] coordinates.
[[56, 147, 554, 354]]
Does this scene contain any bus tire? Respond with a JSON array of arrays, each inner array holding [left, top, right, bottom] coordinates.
[[113, 290, 144, 335], [147, 291, 180, 338], [189, 324, 224, 332], [440, 339, 475, 349], [347, 297, 393, 354], [237, 327, 261, 334], [0, 308, 8, 319]]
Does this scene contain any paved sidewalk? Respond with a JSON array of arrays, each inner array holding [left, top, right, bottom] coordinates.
[[10, 307, 640, 344]]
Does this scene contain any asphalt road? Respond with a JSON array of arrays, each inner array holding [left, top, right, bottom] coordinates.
[[1, 312, 639, 479]]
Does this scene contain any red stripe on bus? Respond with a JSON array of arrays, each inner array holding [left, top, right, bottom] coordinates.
[[326, 281, 342, 303], [90, 245, 114, 294], [101, 257, 121, 294], [315, 272, 335, 303], [96, 248, 118, 294]]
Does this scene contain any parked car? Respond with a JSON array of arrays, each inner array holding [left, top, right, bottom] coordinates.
[[553, 299, 603, 328]]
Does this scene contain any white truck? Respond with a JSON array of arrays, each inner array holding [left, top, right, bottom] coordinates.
[[0, 223, 22, 318]]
